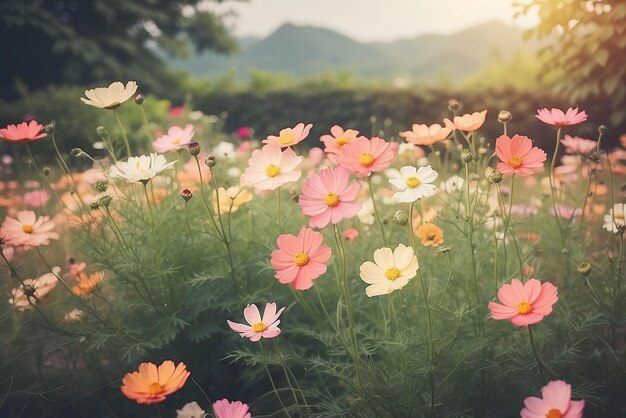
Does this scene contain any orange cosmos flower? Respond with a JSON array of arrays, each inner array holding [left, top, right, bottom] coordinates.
[[121, 360, 190, 404], [444, 110, 487, 132], [415, 223, 444, 246], [72, 272, 105, 296]]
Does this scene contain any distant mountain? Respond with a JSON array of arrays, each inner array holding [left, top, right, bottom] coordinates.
[[167, 20, 537, 81]]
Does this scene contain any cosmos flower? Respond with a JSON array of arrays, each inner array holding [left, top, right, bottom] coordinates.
[[227, 303, 285, 342], [0, 120, 47, 143], [359, 244, 418, 297], [520, 380, 585, 418], [603, 203, 626, 233], [120, 360, 190, 404], [153, 124, 195, 153], [1, 210, 59, 248], [80, 81, 138, 109], [212, 186, 253, 214], [176, 401, 206, 418], [9, 267, 61, 310], [336, 136, 395, 177], [71, 272, 105, 297], [242, 145, 302, 191], [560, 135, 597, 155], [444, 110, 487, 132], [495, 135, 547, 176], [109, 153, 176, 183], [399, 123, 451, 145], [488, 279, 558, 327], [535, 107, 588, 126], [388, 165, 438, 203], [213, 399, 252, 418], [320, 125, 360, 163], [415, 223, 444, 246], [263, 123, 312, 148]]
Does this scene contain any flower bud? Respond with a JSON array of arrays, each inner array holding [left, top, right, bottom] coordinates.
[[71, 148, 84, 157], [134, 93, 144, 105], [393, 210, 409, 226], [448, 99, 461, 112], [42, 167, 51, 177], [498, 110, 512, 123], [488, 170, 503, 184], [44, 121, 56, 134], [461, 149, 473, 164], [181, 189, 193, 202], [369, 116, 377, 124], [98, 195, 112, 208], [577, 262, 592, 276], [205, 156, 217, 167], [187, 141, 201, 156], [598, 125, 608, 135], [383, 118, 392, 127], [96, 126, 107, 136], [93, 181, 109, 193]]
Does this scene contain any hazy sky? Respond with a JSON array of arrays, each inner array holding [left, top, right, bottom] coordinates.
[[213, 0, 539, 42]]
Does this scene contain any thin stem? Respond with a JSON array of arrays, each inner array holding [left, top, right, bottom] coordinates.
[[190, 376, 213, 411], [464, 161, 479, 303], [113, 108, 132, 158], [260, 342, 291, 416], [272, 340, 305, 409], [367, 177, 387, 246], [528, 325, 548, 383], [548, 127, 568, 250]]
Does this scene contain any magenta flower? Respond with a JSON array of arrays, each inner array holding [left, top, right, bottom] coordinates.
[[535, 107, 588, 126], [0, 121, 47, 143], [271, 227, 332, 290], [227, 303, 285, 342], [521, 380, 585, 418], [298, 166, 362, 228], [488, 278, 558, 327], [213, 399, 251, 418], [263, 122, 312, 148], [236, 126, 253, 139], [495, 135, 547, 176], [336, 136, 395, 177]]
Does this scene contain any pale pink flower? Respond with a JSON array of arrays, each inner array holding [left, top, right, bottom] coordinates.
[[550, 204, 582, 219], [336, 136, 395, 177], [342, 227, 359, 241], [298, 166, 362, 228], [495, 135, 547, 176], [520, 380, 585, 418], [443, 110, 487, 132], [560, 135, 597, 154], [22, 190, 50, 208], [213, 399, 251, 418], [320, 125, 360, 163], [0, 120, 47, 143], [153, 124, 194, 153], [271, 227, 332, 290], [242, 145, 302, 190], [1, 210, 59, 248], [9, 267, 61, 310], [399, 123, 451, 145], [227, 302, 285, 342], [263, 123, 312, 148], [488, 278, 558, 327], [535, 107, 588, 126]]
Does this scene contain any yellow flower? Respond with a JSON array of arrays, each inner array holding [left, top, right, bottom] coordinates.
[[211, 186, 253, 214]]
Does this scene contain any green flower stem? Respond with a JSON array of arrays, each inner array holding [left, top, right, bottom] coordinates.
[[113, 107, 131, 158], [464, 161, 479, 303], [272, 339, 307, 409], [528, 325, 548, 383], [367, 177, 387, 246], [547, 127, 568, 255], [190, 376, 214, 413], [139, 103, 154, 143], [260, 341, 291, 416]]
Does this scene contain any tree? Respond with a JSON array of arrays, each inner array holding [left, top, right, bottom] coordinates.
[[516, 0, 626, 126], [0, 0, 241, 99]]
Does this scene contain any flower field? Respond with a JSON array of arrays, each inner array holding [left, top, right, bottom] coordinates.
[[0, 81, 624, 418]]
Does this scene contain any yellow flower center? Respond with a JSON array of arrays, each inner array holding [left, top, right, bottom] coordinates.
[[508, 155, 522, 168], [615, 213, 625, 220], [385, 267, 400, 280], [324, 192, 340, 207], [265, 164, 281, 177], [22, 224, 33, 234], [406, 176, 421, 188], [278, 131, 296, 145], [335, 137, 349, 146], [359, 153, 375, 166], [517, 301, 532, 315], [172, 137, 181, 145], [294, 252, 309, 266], [147, 382, 163, 394], [253, 322, 267, 333], [545, 409, 562, 418]]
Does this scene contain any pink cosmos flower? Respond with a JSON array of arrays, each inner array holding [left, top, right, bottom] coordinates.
[[242, 145, 302, 191], [535, 107, 588, 126], [298, 166, 362, 228], [1, 210, 60, 248], [153, 124, 194, 153], [550, 204, 582, 219], [495, 135, 547, 176], [399, 123, 452, 146], [342, 227, 359, 241], [443, 110, 487, 132], [227, 302, 285, 342], [0, 121, 47, 143], [320, 125, 360, 163], [271, 227, 332, 290], [263, 123, 312, 148], [488, 278, 558, 327], [520, 380, 585, 418], [336, 136, 395, 177], [560, 135, 597, 154], [22, 190, 50, 208], [213, 399, 251, 418]]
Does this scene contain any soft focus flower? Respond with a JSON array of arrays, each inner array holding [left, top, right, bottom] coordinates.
[[298, 166, 362, 228], [242, 145, 302, 191], [9, 267, 60, 310], [560, 135, 597, 155], [169, 106, 185, 118], [213, 141, 237, 160], [444, 110, 487, 132], [213, 399, 251, 418], [80, 81, 138, 109], [153, 124, 194, 153], [237, 126, 253, 139], [227, 302, 285, 342], [1, 210, 59, 247], [263, 123, 312, 148], [271, 227, 332, 290], [603, 203, 626, 233], [212, 186, 253, 214], [399, 123, 451, 145], [535, 107, 588, 126], [488, 278, 558, 327], [72, 272, 105, 297], [415, 223, 444, 246], [176, 401, 206, 418], [342, 227, 359, 241], [63, 308, 84, 323], [495, 135, 547, 176], [357, 198, 375, 225], [520, 380, 585, 418], [110, 153, 175, 183], [22, 190, 50, 208], [388, 165, 438, 202], [336, 136, 395, 177], [439, 175, 464, 193], [0, 120, 47, 143], [121, 360, 190, 404], [359, 244, 418, 297], [550, 204, 582, 219], [320, 125, 360, 163]]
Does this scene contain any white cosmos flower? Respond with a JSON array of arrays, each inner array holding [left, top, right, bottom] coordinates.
[[440, 175, 464, 193], [213, 141, 236, 160], [176, 401, 206, 418], [357, 198, 375, 225], [603, 203, 626, 233], [359, 244, 418, 297], [80, 81, 138, 109], [388, 165, 438, 203], [110, 153, 176, 183]]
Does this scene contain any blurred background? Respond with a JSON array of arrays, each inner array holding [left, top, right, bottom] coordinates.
[[1, 0, 625, 152]]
